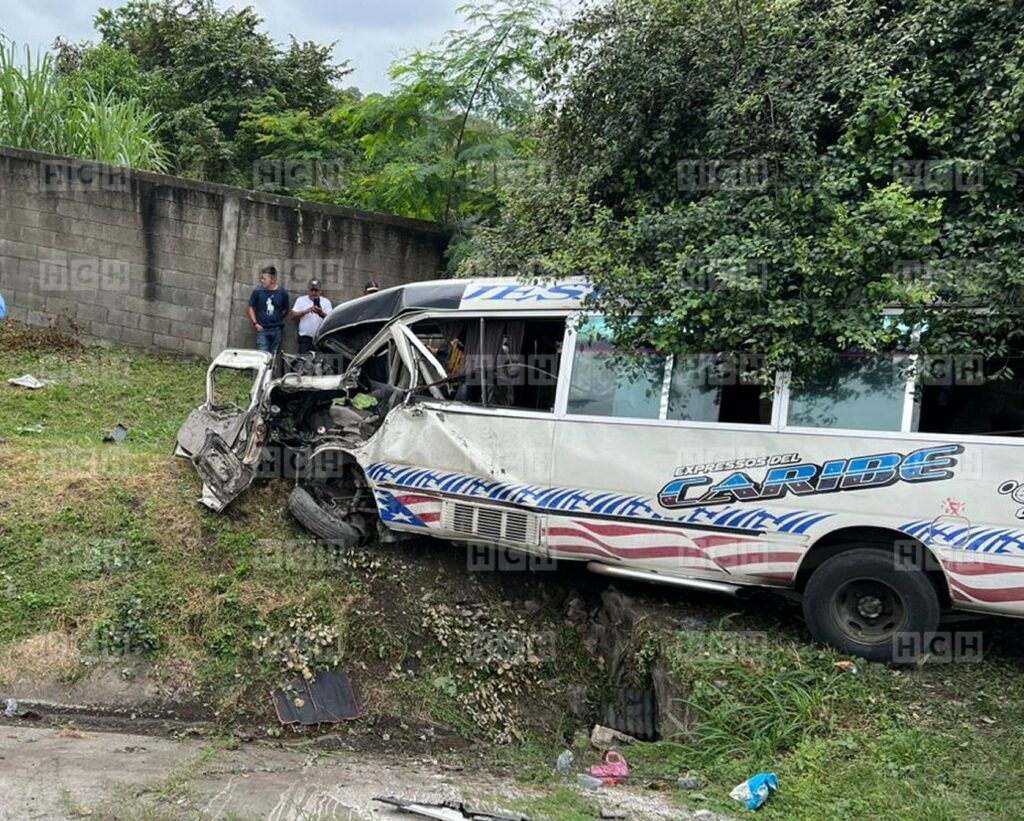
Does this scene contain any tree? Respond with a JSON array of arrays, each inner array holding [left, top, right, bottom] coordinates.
[[55, 0, 350, 183], [241, 0, 555, 227], [460, 0, 1024, 378]]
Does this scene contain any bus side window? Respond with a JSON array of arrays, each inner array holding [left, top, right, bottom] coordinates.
[[787, 354, 906, 431], [916, 354, 1024, 437], [667, 354, 771, 424], [567, 317, 772, 424], [567, 318, 665, 418], [408, 317, 564, 412]]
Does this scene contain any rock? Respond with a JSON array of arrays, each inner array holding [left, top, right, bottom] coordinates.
[[566, 683, 588, 719], [566, 596, 588, 624], [677, 773, 704, 790], [590, 724, 638, 749], [651, 660, 695, 741]]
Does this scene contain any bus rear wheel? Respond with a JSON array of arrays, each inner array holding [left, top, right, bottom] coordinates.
[[802, 548, 941, 664]]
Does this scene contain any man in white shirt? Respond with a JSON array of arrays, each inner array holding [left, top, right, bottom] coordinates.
[[290, 279, 333, 354]]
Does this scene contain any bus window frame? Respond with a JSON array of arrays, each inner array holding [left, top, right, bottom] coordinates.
[[389, 308, 1024, 446]]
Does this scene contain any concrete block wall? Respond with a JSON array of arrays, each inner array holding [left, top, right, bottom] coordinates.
[[0, 146, 449, 358]]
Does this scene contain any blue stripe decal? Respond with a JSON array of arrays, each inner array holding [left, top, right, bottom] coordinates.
[[365, 463, 846, 538]]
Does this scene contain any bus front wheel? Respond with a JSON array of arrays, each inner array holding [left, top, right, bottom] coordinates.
[[802, 548, 941, 664]]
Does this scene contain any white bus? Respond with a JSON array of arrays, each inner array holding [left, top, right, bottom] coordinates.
[[177, 279, 1024, 662]]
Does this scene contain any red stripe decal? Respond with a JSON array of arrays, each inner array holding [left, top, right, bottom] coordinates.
[[545, 526, 708, 560], [949, 579, 1024, 603], [577, 520, 694, 539], [714, 551, 804, 569], [693, 534, 762, 549], [395, 495, 439, 506], [943, 560, 1024, 576]]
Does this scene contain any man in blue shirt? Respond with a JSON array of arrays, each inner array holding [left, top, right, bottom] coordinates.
[[247, 266, 290, 354]]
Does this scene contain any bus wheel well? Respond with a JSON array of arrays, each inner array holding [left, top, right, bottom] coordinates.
[[305, 446, 360, 482], [795, 527, 950, 607]]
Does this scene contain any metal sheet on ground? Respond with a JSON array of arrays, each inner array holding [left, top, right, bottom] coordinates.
[[272, 669, 359, 725]]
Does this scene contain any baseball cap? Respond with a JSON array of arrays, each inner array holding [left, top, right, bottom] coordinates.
[[308, 279, 322, 290], [364, 280, 380, 293]]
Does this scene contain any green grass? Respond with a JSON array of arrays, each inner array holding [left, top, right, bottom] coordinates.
[[3, 325, 1024, 820], [502, 789, 599, 821], [0, 344, 198, 447], [615, 619, 1024, 820], [0, 326, 360, 707]]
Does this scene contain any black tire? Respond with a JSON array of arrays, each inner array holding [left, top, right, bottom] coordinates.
[[803, 547, 941, 664], [288, 485, 364, 547]]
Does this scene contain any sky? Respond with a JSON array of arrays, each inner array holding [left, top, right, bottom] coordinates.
[[0, 0, 484, 94]]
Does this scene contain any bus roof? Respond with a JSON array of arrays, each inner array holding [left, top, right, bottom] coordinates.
[[315, 278, 592, 340]]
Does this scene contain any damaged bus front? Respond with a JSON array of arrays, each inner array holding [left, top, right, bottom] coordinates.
[[175, 279, 541, 535]]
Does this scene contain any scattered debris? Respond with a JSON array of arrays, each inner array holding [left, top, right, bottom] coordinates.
[[1, 699, 41, 721], [576, 774, 605, 789], [834, 660, 859, 675], [677, 773, 704, 790], [8, 374, 44, 389], [556, 749, 575, 775], [589, 750, 630, 785], [374, 797, 537, 820], [590, 724, 637, 750], [272, 669, 359, 725], [350, 393, 379, 410], [730, 772, 779, 811], [15, 425, 44, 434], [102, 423, 130, 443]]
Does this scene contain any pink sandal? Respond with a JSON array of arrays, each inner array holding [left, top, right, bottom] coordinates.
[[589, 750, 630, 785]]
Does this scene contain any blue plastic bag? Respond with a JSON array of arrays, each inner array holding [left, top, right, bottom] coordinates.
[[730, 772, 779, 811], [0, 292, 6, 322]]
